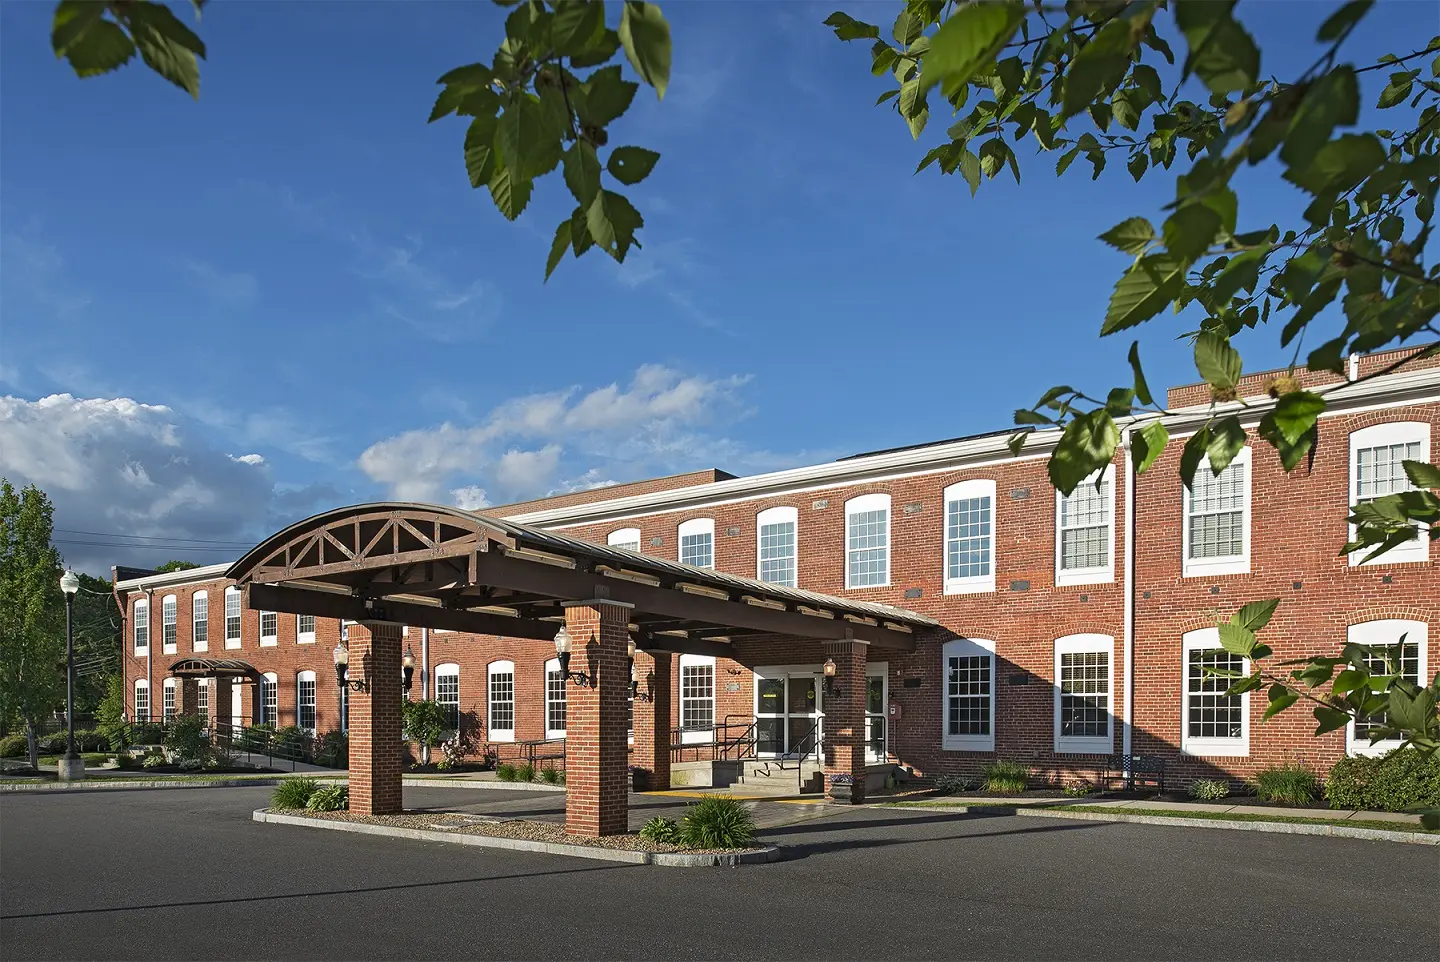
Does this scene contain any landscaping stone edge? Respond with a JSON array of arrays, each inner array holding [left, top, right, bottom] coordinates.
[[1013, 806, 1440, 845]]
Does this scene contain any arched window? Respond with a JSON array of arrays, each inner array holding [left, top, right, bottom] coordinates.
[[941, 637, 996, 752], [943, 480, 996, 594], [757, 506, 797, 587], [260, 672, 278, 727], [1349, 422, 1431, 565], [678, 518, 715, 569], [133, 598, 149, 654], [296, 670, 317, 731], [1053, 634, 1114, 754], [162, 678, 177, 721], [1181, 627, 1249, 757], [224, 586, 242, 648], [607, 527, 642, 552], [488, 661, 514, 742], [191, 591, 209, 652], [1346, 620, 1428, 755], [436, 663, 460, 731], [845, 494, 890, 588], [161, 595, 178, 653], [134, 680, 150, 722], [545, 658, 566, 739]]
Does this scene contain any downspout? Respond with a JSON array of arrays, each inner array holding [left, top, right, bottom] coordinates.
[[421, 628, 430, 699], [1121, 426, 1137, 778], [145, 586, 155, 722]]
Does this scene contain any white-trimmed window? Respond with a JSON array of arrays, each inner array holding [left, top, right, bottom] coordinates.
[[134, 680, 150, 722], [260, 673, 278, 727], [942, 637, 996, 752], [436, 663, 460, 731], [1346, 619, 1429, 756], [607, 527, 642, 552], [197, 679, 209, 717], [133, 599, 149, 654], [1183, 447, 1251, 577], [757, 506, 798, 587], [1182, 627, 1250, 756], [678, 518, 715, 568], [679, 654, 715, 742], [224, 586, 242, 649], [545, 658, 566, 739], [944, 480, 995, 594], [297, 670, 316, 732], [161, 595, 178, 654], [297, 614, 315, 644], [260, 610, 278, 647], [845, 493, 890, 588], [1349, 422, 1431, 566], [162, 678, 177, 721], [339, 683, 348, 733], [488, 661, 514, 742], [1056, 467, 1115, 585], [1053, 634, 1114, 754], [191, 592, 208, 652]]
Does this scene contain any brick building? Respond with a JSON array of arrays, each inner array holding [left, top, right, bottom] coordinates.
[[116, 349, 1438, 804]]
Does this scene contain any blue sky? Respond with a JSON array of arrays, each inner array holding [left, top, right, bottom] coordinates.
[[1, 0, 1433, 573]]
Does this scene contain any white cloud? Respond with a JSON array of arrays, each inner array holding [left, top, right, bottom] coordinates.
[[450, 485, 490, 511], [230, 453, 266, 465]]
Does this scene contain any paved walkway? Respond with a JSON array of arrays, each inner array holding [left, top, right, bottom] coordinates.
[[904, 795, 1425, 825]]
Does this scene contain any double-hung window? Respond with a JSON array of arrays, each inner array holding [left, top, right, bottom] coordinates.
[[1054, 634, 1114, 754], [944, 480, 995, 594], [297, 671, 316, 731], [487, 661, 514, 742], [260, 673, 278, 727], [436, 663, 460, 731], [1346, 619, 1428, 755], [297, 614, 316, 644], [679, 654, 715, 742], [607, 528, 642, 552], [545, 659, 566, 739], [133, 599, 149, 654], [1056, 467, 1114, 585], [134, 680, 149, 722], [941, 637, 995, 752], [1349, 422, 1431, 565], [1183, 447, 1251, 577], [161, 595, 178, 653], [224, 587, 242, 648], [678, 518, 715, 568], [757, 506, 797, 587], [162, 678, 177, 721], [192, 592, 208, 652], [260, 610, 278, 647], [197, 680, 209, 717], [1182, 628, 1249, 756], [845, 493, 890, 588]]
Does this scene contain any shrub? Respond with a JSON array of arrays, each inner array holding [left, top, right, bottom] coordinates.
[[141, 752, 168, 770], [115, 752, 139, 770], [239, 724, 274, 753], [42, 734, 67, 755], [558, 770, 566, 785], [1065, 781, 1095, 798], [164, 714, 210, 765], [306, 785, 348, 812], [1188, 778, 1231, 801], [271, 777, 320, 809], [0, 734, 27, 758], [271, 725, 308, 760], [495, 763, 517, 782], [1326, 750, 1440, 812], [539, 765, 561, 785], [680, 796, 756, 849], [402, 699, 450, 763], [1253, 764, 1320, 806], [933, 774, 974, 795], [438, 730, 472, 771], [639, 816, 681, 844], [514, 762, 535, 783], [982, 760, 1029, 795], [315, 730, 348, 769], [97, 676, 128, 750]]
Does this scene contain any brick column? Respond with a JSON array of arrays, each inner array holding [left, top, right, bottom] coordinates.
[[562, 602, 631, 836], [178, 678, 200, 716], [630, 650, 671, 791], [349, 621, 403, 816], [249, 681, 264, 727], [821, 640, 868, 803], [213, 677, 233, 733]]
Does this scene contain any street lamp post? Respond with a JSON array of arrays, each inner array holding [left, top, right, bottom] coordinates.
[[58, 569, 84, 782]]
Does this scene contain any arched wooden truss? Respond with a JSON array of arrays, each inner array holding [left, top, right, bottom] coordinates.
[[227, 503, 939, 654]]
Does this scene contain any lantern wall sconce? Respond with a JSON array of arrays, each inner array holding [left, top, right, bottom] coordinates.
[[628, 637, 653, 702], [823, 656, 841, 697], [402, 647, 416, 693], [553, 626, 592, 687], [333, 642, 368, 693]]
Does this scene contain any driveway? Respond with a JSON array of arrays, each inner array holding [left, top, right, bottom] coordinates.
[[1, 786, 1435, 960]]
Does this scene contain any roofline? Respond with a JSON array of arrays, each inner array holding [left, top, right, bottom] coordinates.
[[115, 562, 235, 592], [511, 365, 1440, 529]]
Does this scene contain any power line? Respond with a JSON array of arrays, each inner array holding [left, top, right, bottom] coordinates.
[[54, 528, 255, 547], [53, 539, 240, 554]]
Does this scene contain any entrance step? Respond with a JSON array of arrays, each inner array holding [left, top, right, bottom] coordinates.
[[670, 759, 741, 789]]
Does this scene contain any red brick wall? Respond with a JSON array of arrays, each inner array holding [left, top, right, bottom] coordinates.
[[487, 469, 735, 517], [1165, 345, 1439, 409]]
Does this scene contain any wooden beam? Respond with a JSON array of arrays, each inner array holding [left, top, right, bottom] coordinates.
[[245, 583, 560, 643], [634, 634, 733, 658]]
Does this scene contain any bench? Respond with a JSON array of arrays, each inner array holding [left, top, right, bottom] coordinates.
[[1101, 754, 1165, 793]]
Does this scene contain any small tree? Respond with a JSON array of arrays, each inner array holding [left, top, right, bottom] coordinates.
[[97, 675, 128, 751], [402, 699, 450, 765], [0, 480, 65, 770]]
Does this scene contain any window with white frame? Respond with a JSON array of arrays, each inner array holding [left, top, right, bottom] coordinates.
[[1053, 634, 1114, 754], [297, 670, 316, 731], [134, 680, 149, 722], [1056, 467, 1115, 585], [197, 679, 209, 717], [191, 592, 208, 652], [545, 658, 566, 738], [339, 683, 348, 733], [297, 614, 316, 644], [1181, 627, 1250, 756], [1346, 619, 1429, 755], [1183, 447, 1251, 577], [942, 637, 996, 752], [944, 480, 995, 594], [679, 654, 715, 741], [162, 678, 177, 721], [133, 599, 149, 653], [225, 587, 242, 648], [436, 663, 460, 731], [488, 661, 514, 741], [845, 493, 890, 588], [678, 518, 715, 568], [757, 506, 798, 587], [260, 673, 278, 727], [607, 528, 642, 552], [260, 610, 278, 646], [161, 595, 178, 653], [1349, 422, 1431, 566]]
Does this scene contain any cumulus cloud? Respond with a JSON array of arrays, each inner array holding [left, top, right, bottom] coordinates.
[[357, 365, 758, 505], [450, 485, 490, 511]]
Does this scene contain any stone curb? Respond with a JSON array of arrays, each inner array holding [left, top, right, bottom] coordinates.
[[252, 809, 781, 866], [1011, 807, 1439, 845], [0, 777, 288, 793]]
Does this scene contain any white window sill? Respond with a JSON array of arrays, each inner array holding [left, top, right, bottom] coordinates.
[[546, 732, 566, 741], [490, 731, 514, 743], [163, 645, 177, 655], [681, 729, 715, 744], [1349, 547, 1429, 567], [1182, 740, 1249, 758], [260, 639, 277, 648], [943, 577, 995, 596], [134, 647, 148, 657], [941, 737, 995, 752], [1182, 556, 1249, 578], [1054, 736, 1113, 755], [225, 641, 242, 650], [1056, 567, 1114, 587], [845, 582, 890, 590], [298, 635, 316, 645], [1348, 739, 1403, 757]]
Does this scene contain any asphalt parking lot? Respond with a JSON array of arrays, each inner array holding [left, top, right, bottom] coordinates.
[[2, 786, 1436, 960]]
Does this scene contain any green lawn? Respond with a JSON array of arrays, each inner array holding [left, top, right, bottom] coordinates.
[[36, 754, 114, 766]]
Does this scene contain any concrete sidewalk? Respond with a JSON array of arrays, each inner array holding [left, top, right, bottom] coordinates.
[[903, 794, 1425, 825]]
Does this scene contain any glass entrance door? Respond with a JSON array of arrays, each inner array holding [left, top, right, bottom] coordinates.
[[865, 674, 887, 762], [755, 673, 822, 757]]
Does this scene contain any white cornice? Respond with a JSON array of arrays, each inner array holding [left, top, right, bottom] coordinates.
[[115, 562, 234, 592]]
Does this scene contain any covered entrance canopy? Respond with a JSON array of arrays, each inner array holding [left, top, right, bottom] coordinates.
[[225, 503, 940, 831], [168, 658, 259, 682]]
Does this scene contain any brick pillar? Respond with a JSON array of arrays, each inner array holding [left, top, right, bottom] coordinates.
[[562, 602, 631, 837], [630, 650, 671, 791], [249, 681, 264, 727], [213, 677, 233, 733], [349, 621, 403, 816], [821, 640, 868, 803], [178, 678, 200, 716]]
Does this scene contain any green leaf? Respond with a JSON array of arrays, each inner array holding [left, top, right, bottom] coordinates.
[[1312, 705, 1352, 736], [1404, 460, 1440, 489], [1317, 0, 1373, 41], [1263, 684, 1300, 721], [580, 66, 639, 127], [619, 1, 671, 99], [1267, 390, 1325, 445], [569, 205, 594, 256], [892, 9, 922, 46], [1131, 420, 1169, 475], [562, 140, 601, 205], [1180, 427, 1210, 490], [1103, 254, 1186, 335], [499, 95, 563, 180], [545, 219, 572, 281], [1176, 0, 1261, 94], [129, 20, 201, 98], [1387, 686, 1436, 733], [823, 11, 881, 42], [898, 78, 928, 139], [1219, 623, 1258, 656], [1049, 410, 1120, 496], [1284, 133, 1386, 197], [1194, 332, 1242, 391], [1376, 70, 1416, 109], [1226, 671, 1267, 696], [606, 146, 660, 185], [1128, 341, 1154, 406], [586, 189, 644, 261], [1331, 668, 1366, 696], [57, 17, 135, 78], [979, 139, 1007, 179], [438, 63, 495, 87], [1235, 598, 1279, 632], [918, 0, 1024, 95], [1207, 416, 1246, 473], [1127, 151, 1149, 182], [52, 0, 106, 58], [488, 165, 533, 221], [552, 0, 605, 57], [1099, 217, 1155, 255], [959, 149, 982, 196], [1163, 204, 1223, 264], [464, 115, 499, 188], [127, 1, 205, 56], [1279, 67, 1358, 168], [569, 27, 622, 69], [1062, 19, 1134, 119]]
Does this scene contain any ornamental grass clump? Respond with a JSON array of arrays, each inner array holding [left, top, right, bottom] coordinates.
[[1188, 778, 1231, 801], [539, 765, 562, 784], [679, 796, 756, 849], [271, 777, 320, 810], [638, 816, 681, 844], [982, 760, 1029, 795], [495, 763, 517, 782], [1253, 764, 1321, 806], [933, 774, 974, 796], [305, 785, 348, 812], [514, 762, 535, 783]]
